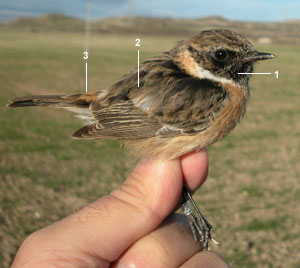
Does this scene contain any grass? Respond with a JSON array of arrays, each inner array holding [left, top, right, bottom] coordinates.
[[242, 218, 282, 231], [0, 29, 300, 268]]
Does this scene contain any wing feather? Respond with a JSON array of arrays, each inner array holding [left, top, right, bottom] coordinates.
[[73, 101, 162, 139]]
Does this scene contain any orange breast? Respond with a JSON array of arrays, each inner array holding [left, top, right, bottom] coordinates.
[[203, 82, 249, 142]]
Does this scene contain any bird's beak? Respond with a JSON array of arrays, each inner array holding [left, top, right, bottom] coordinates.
[[243, 51, 276, 62]]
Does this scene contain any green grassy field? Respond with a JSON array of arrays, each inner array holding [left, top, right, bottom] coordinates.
[[0, 29, 299, 268]]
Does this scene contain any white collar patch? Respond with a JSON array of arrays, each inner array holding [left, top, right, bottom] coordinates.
[[195, 64, 234, 85]]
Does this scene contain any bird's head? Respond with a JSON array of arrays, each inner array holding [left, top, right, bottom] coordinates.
[[172, 29, 275, 87]]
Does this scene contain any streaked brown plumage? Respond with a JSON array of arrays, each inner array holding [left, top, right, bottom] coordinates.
[[7, 29, 275, 249], [8, 29, 274, 159]]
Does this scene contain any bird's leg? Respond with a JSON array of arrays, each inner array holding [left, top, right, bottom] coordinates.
[[181, 186, 219, 250]]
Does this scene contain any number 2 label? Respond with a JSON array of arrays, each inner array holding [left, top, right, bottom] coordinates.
[[135, 39, 140, 47]]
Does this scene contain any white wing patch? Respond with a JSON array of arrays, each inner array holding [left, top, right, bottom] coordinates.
[[133, 94, 156, 112]]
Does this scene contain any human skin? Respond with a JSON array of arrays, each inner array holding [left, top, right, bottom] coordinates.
[[11, 150, 230, 268]]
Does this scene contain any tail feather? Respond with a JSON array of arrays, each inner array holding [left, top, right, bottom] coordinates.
[[7, 93, 98, 108]]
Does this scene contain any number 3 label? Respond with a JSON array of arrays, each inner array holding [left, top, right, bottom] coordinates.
[[83, 51, 88, 59]]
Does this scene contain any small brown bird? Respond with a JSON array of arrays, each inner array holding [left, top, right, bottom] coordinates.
[[8, 29, 275, 249]]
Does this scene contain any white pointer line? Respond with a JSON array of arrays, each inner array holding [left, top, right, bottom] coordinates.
[[238, 73, 272, 75], [137, 49, 140, 87], [85, 62, 88, 92]]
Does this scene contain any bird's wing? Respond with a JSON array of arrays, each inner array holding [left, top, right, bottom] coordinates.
[[72, 100, 162, 139]]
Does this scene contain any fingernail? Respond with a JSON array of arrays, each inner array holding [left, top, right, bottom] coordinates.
[[114, 262, 136, 268]]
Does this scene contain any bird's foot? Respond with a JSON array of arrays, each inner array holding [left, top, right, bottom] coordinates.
[[181, 186, 220, 250]]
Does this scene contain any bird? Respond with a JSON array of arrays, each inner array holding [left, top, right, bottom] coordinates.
[[7, 29, 275, 249]]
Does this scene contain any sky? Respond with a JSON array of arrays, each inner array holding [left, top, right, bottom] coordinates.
[[0, 0, 300, 22]]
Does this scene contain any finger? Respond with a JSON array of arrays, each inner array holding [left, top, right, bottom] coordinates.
[[181, 149, 209, 192], [180, 251, 231, 268], [112, 213, 203, 268], [12, 151, 208, 267]]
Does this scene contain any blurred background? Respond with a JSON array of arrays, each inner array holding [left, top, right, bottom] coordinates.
[[0, 1, 299, 267]]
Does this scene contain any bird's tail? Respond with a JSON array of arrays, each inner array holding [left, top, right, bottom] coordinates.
[[7, 92, 99, 109]]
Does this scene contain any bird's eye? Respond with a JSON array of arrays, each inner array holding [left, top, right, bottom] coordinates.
[[214, 49, 228, 61]]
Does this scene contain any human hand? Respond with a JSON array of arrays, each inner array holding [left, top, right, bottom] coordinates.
[[12, 150, 230, 268]]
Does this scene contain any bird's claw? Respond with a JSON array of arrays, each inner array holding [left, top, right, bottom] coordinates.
[[181, 187, 220, 250]]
